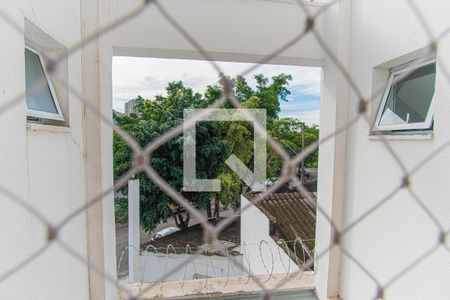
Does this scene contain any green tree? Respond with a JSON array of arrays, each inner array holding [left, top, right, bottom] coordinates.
[[206, 74, 294, 215], [267, 118, 319, 178], [235, 74, 293, 124], [113, 83, 227, 232]]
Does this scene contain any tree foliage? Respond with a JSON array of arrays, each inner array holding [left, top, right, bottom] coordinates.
[[113, 83, 227, 231], [267, 118, 319, 178]]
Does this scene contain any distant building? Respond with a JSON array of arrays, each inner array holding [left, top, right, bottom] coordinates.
[[124, 99, 139, 115]]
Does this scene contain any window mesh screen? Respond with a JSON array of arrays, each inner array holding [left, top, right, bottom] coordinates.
[[0, 0, 449, 299]]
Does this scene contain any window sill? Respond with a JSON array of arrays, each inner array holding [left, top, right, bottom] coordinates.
[[369, 133, 433, 141], [118, 272, 315, 299], [247, 0, 330, 7], [26, 123, 71, 134]]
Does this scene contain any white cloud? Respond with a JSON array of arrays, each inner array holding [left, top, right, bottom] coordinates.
[[279, 110, 320, 126], [302, 84, 321, 96]]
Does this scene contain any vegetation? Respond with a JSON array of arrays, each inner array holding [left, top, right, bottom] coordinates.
[[113, 74, 319, 231], [268, 118, 319, 178]]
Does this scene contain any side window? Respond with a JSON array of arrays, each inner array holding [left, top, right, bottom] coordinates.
[[25, 45, 64, 121], [373, 58, 435, 132]]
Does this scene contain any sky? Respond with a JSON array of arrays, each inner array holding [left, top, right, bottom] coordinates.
[[112, 57, 321, 126]]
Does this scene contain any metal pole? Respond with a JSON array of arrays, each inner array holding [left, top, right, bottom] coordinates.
[[128, 179, 140, 283], [301, 122, 305, 184]]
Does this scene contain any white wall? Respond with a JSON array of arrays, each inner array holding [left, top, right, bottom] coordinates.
[[341, 1, 450, 299], [113, 0, 325, 65], [0, 0, 115, 299], [0, 1, 87, 299], [241, 195, 301, 276], [139, 252, 244, 282]]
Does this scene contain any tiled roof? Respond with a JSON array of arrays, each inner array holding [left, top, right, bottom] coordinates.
[[245, 191, 316, 268]]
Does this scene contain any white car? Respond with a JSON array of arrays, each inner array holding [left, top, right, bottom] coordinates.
[[151, 226, 180, 240]]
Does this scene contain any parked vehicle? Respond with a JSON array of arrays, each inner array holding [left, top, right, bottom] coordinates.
[[151, 227, 180, 240]]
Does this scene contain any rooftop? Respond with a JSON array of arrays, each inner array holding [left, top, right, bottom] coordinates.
[[245, 191, 316, 267]]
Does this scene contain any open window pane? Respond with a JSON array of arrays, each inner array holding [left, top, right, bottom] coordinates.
[[376, 61, 435, 131], [25, 48, 60, 116]]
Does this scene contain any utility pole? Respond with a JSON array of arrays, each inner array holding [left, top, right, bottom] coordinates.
[[300, 122, 305, 184]]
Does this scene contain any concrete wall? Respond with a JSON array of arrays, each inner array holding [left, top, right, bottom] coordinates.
[[341, 0, 450, 299], [241, 195, 302, 276], [139, 252, 244, 282], [113, 0, 326, 64], [0, 0, 115, 299]]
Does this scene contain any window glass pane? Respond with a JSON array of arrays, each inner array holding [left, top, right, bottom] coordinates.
[[379, 63, 435, 126], [25, 48, 58, 114]]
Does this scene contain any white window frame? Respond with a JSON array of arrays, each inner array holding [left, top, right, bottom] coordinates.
[[373, 57, 436, 132], [25, 45, 64, 121]]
